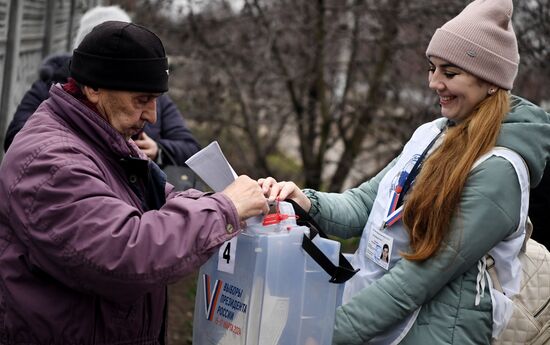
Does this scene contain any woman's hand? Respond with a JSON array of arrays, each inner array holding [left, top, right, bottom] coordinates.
[[258, 177, 312, 212], [222, 175, 269, 221]]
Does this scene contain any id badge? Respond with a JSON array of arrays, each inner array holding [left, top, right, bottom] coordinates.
[[366, 227, 394, 270]]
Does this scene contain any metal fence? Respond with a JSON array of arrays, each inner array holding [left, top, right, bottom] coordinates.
[[0, 0, 99, 161]]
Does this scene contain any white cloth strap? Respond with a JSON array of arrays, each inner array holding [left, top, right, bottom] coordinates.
[[472, 147, 530, 338]]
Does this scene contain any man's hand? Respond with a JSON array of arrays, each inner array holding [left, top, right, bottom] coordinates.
[[134, 132, 159, 160], [223, 175, 269, 221]]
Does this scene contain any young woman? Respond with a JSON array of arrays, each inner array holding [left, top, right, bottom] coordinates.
[[259, 0, 550, 344]]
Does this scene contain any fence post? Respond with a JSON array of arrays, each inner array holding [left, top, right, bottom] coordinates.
[[0, 0, 23, 159], [66, 0, 77, 52], [42, 0, 56, 57]]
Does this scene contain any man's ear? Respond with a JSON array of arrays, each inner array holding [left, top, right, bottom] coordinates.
[[82, 85, 100, 104]]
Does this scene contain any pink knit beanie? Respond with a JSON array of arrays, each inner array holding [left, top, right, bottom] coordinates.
[[426, 0, 519, 90]]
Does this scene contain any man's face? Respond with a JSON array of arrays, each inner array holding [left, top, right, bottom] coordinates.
[[91, 89, 161, 139]]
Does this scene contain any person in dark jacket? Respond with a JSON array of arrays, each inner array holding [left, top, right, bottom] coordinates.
[[0, 21, 269, 344], [3, 5, 201, 170], [529, 164, 550, 248]]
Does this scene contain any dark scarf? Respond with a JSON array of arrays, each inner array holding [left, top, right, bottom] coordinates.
[[62, 78, 100, 113]]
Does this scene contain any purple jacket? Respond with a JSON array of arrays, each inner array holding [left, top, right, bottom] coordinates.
[[0, 85, 240, 344]]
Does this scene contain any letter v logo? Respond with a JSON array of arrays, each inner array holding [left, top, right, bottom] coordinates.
[[203, 274, 223, 321]]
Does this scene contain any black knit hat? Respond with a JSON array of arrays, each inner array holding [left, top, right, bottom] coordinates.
[[70, 21, 169, 93]]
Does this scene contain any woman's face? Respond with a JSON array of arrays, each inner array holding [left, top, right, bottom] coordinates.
[[428, 57, 494, 122], [382, 247, 389, 258]]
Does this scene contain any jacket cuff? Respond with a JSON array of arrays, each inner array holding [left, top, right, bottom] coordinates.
[[212, 192, 240, 235], [303, 188, 320, 218]]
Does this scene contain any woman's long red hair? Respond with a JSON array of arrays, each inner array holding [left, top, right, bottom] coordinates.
[[402, 90, 510, 261]]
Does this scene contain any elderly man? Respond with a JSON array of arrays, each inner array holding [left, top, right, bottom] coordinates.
[[0, 21, 267, 343], [4, 6, 202, 183]]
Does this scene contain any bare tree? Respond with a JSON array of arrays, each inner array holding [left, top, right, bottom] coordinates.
[[513, 0, 550, 104], [167, 0, 469, 190], [119, 0, 549, 192]]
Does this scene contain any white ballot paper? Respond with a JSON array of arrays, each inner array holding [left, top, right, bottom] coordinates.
[[185, 141, 238, 192], [185, 140, 263, 232], [186, 141, 242, 274]]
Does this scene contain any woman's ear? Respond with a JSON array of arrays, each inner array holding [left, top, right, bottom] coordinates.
[[487, 85, 499, 95]]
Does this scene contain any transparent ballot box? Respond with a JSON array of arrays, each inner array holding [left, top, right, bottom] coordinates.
[[192, 201, 357, 345]]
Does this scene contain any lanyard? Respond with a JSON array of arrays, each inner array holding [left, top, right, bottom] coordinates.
[[384, 128, 444, 228]]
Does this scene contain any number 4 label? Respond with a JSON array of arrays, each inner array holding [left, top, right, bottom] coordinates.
[[217, 237, 237, 274]]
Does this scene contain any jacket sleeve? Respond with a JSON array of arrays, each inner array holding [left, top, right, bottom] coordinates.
[[19, 160, 239, 304], [3, 80, 50, 151], [303, 158, 398, 239], [332, 156, 522, 344], [156, 94, 201, 165]]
